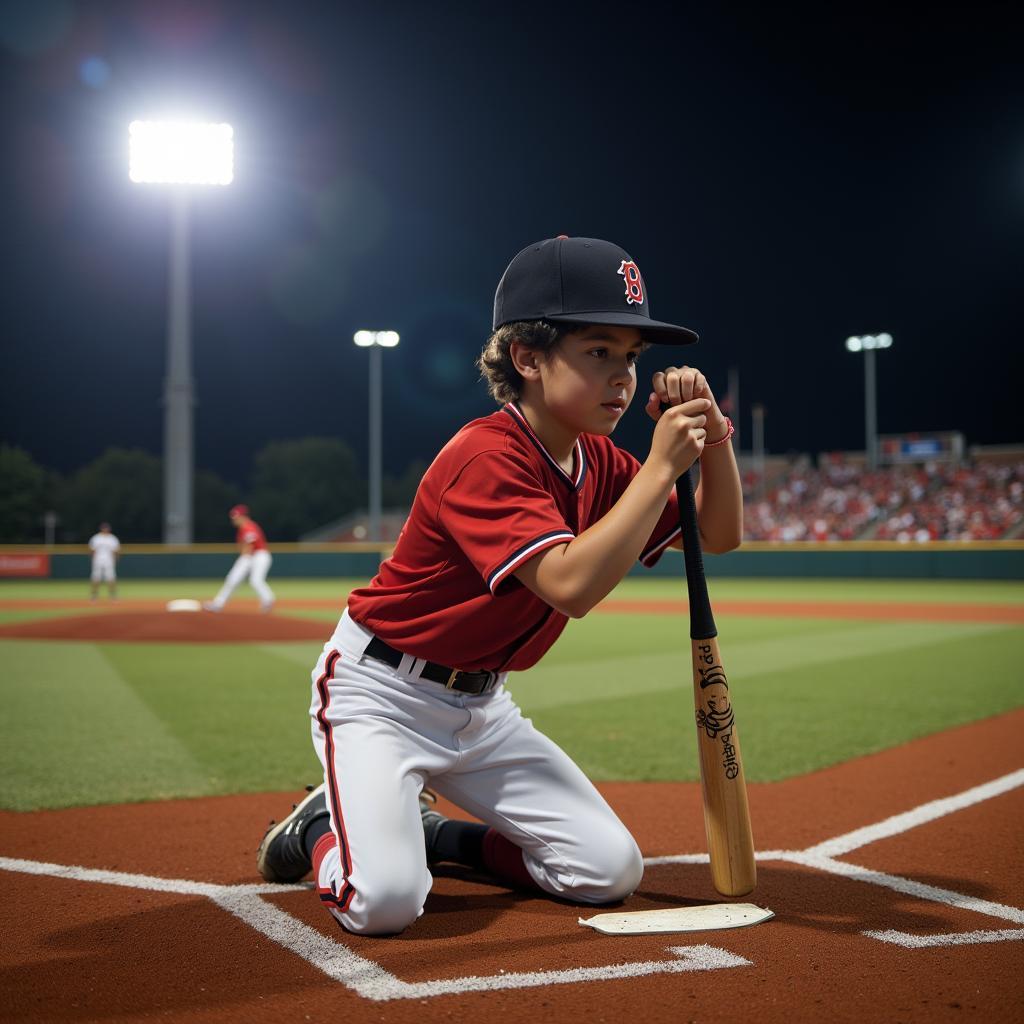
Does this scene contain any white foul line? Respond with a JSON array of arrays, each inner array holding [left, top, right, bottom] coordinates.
[[643, 768, 1024, 949], [0, 855, 751, 1001], [0, 855, 295, 898], [865, 928, 1024, 948], [2, 766, 1023, 996], [372, 946, 752, 1000], [803, 767, 1024, 859], [780, 852, 1024, 924]]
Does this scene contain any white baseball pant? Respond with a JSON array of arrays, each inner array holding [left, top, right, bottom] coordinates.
[[90, 557, 116, 583], [210, 549, 274, 609], [308, 609, 644, 935]]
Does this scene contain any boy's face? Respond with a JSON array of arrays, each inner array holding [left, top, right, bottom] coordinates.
[[535, 325, 644, 437]]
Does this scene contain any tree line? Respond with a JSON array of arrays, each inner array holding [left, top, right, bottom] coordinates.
[[0, 440, 428, 543]]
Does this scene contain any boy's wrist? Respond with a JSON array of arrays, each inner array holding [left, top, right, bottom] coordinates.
[[703, 417, 735, 450], [706, 414, 729, 442]]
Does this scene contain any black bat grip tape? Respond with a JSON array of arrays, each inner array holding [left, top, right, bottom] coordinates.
[[676, 468, 718, 640]]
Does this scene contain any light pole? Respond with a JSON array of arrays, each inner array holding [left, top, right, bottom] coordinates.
[[751, 402, 766, 500], [129, 120, 234, 543], [353, 330, 400, 541], [845, 333, 893, 471]]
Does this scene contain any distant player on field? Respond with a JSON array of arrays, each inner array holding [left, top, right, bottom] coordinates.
[[88, 522, 120, 602], [204, 505, 275, 612], [257, 235, 742, 935]]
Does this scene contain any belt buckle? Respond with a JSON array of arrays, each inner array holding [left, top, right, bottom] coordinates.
[[445, 669, 460, 690]]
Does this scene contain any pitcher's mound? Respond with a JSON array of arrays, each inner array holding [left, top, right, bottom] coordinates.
[[0, 610, 330, 643]]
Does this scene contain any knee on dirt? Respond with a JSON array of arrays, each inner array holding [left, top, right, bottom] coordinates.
[[586, 830, 645, 903], [342, 876, 430, 936], [551, 827, 644, 905]]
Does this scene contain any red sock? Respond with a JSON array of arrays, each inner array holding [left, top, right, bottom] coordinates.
[[482, 828, 538, 890], [311, 831, 337, 880]]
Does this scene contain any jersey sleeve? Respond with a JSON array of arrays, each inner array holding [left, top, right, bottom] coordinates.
[[608, 445, 681, 567], [640, 491, 681, 566], [438, 450, 575, 593], [240, 527, 260, 545]]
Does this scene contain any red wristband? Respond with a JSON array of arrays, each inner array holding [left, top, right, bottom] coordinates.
[[703, 417, 734, 449]]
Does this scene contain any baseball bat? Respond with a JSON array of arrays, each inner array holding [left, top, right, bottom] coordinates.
[[676, 466, 756, 897]]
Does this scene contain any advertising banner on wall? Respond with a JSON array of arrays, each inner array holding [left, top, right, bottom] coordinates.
[[0, 554, 51, 577]]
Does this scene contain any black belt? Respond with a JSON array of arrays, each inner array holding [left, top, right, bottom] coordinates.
[[364, 636, 499, 695]]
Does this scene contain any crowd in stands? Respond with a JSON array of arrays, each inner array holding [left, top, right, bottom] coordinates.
[[742, 459, 1024, 542]]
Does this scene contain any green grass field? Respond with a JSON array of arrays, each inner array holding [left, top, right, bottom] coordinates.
[[1, 577, 1021, 810]]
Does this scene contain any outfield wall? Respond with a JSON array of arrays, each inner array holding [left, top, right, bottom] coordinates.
[[1, 542, 1022, 581], [689, 543, 1024, 580]]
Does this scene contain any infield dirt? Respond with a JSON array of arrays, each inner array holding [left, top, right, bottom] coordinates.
[[1, 596, 1021, 644], [1, 710, 1021, 1023], [0, 609, 329, 642]]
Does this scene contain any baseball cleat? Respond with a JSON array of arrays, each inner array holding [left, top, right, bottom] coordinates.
[[420, 788, 448, 865], [202, 602, 220, 612], [257, 783, 329, 883]]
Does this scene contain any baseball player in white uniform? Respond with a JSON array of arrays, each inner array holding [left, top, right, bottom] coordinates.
[[88, 522, 120, 601], [204, 504, 275, 612], [256, 236, 741, 935]]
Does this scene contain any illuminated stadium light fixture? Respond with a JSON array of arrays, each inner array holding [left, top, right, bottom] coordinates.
[[846, 333, 892, 351], [353, 330, 401, 541], [845, 333, 894, 470], [129, 120, 234, 185], [353, 330, 401, 348], [129, 120, 236, 543]]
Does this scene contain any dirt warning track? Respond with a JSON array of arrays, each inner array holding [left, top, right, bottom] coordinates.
[[1, 710, 1022, 1023]]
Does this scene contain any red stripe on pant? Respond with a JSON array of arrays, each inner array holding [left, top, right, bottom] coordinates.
[[313, 650, 356, 910], [313, 833, 356, 912]]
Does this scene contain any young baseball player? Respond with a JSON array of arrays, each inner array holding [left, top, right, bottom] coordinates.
[[257, 235, 742, 936], [88, 522, 120, 601], [204, 505, 275, 612]]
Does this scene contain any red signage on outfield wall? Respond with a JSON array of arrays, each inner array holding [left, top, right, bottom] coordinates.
[[0, 554, 51, 577]]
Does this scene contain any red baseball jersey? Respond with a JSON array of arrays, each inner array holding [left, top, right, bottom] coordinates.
[[347, 403, 681, 673], [238, 520, 268, 552]]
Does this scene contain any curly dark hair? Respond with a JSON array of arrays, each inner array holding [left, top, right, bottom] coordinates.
[[476, 321, 576, 404]]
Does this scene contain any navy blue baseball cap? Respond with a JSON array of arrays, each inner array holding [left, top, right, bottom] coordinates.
[[493, 235, 698, 345]]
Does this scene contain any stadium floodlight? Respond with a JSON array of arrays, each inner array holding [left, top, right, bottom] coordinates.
[[353, 331, 402, 541], [846, 333, 892, 352], [130, 119, 235, 544], [129, 120, 234, 185], [845, 333, 894, 470], [354, 329, 400, 348]]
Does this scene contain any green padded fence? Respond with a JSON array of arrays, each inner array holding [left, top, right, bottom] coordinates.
[[2, 542, 1021, 581]]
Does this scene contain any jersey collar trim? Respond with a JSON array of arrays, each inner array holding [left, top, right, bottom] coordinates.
[[503, 403, 587, 491]]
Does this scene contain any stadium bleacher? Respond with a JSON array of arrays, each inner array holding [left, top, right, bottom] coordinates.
[[741, 453, 1024, 542]]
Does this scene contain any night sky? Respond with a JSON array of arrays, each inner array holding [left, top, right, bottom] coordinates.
[[1, 0, 1021, 486]]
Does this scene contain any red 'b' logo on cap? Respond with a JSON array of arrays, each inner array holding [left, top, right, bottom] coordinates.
[[617, 260, 644, 305]]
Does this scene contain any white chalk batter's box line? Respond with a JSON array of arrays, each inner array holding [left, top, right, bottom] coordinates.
[[3, 767, 1023, 1001]]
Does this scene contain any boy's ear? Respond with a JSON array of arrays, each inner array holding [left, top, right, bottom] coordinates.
[[510, 340, 543, 381]]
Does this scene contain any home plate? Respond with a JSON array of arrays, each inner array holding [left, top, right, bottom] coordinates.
[[579, 903, 773, 935], [166, 599, 202, 612]]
